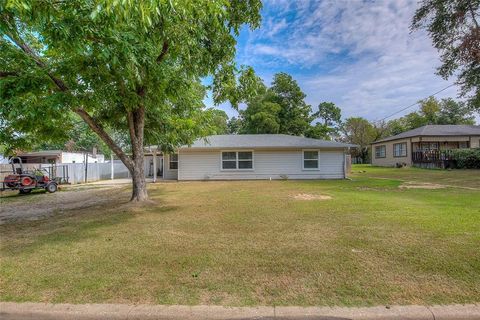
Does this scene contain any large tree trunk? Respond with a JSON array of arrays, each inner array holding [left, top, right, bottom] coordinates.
[[127, 102, 148, 201], [130, 151, 148, 202], [77, 107, 149, 202], [129, 127, 148, 202]]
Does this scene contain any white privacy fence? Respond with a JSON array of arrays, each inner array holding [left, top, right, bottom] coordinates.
[[0, 161, 133, 184], [61, 162, 131, 184]]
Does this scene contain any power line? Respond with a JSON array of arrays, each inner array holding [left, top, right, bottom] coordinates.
[[374, 84, 456, 123]]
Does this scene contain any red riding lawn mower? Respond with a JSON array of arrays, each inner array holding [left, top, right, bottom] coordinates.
[[1, 157, 58, 194]]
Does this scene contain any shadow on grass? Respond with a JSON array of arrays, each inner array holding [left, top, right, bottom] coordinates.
[[0, 188, 49, 201], [0, 189, 178, 257]]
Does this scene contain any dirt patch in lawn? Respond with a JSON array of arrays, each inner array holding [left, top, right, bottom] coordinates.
[[399, 182, 446, 190], [0, 184, 130, 225], [293, 193, 332, 200]]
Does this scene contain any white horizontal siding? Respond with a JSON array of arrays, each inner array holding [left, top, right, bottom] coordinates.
[[178, 149, 345, 180], [163, 154, 178, 180]]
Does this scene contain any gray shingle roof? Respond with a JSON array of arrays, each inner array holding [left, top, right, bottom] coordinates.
[[373, 125, 480, 143], [181, 134, 356, 149]]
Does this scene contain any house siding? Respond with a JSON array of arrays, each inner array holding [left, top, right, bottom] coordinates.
[[177, 148, 345, 180], [471, 137, 480, 148], [163, 154, 178, 180], [371, 139, 411, 167], [372, 135, 480, 167]]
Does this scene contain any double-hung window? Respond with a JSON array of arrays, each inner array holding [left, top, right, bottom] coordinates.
[[221, 151, 253, 170], [375, 145, 386, 158], [169, 154, 178, 170], [303, 150, 319, 170], [393, 143, 407, 157]]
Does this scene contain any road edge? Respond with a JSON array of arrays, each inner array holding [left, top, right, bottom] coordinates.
[[0, 302, 479, 319]]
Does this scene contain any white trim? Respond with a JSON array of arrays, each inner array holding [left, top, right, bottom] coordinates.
[[302, 149, 320, 171], [220, 150, 255, 171], [152, 150, 157, 182], [160, 157, 164, 179]]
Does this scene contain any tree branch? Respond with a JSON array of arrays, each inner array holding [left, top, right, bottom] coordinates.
[[127, 110, 138, 148], [75, 108, 134, 171], [4, 16, 135, 172], [468, 2, 479, 29], [6, 34, 69, 91], [0, 71, 19, 78], [3, 20, 69, 91], [156, 41, 169, 63]]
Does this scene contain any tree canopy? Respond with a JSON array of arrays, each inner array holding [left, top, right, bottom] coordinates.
[[233, 72, 345, 139], [270, 73, 313, 136], [0, 0, 262, 201], [385, 97, 476, 135], [340, 117, 378, 163], [412, 0, 480, 109]]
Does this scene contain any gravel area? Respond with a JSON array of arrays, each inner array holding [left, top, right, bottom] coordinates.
[[0, 183, 130, 225]]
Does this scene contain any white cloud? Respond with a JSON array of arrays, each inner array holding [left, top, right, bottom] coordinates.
[[235, 0, 479, 122]]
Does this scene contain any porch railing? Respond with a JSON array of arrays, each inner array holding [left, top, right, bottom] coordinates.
[[411, 150, 456, 163]]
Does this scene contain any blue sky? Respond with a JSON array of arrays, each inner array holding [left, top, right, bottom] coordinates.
[[209, 0, 479, 123]]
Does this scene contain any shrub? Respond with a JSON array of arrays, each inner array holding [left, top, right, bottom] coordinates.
[[452, 148, 480, 169]]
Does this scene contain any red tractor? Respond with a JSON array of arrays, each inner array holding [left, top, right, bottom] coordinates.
[[2, 157, 58, 194]]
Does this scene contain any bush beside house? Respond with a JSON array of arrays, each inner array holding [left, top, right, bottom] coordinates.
[[453, 148, 480, 169]]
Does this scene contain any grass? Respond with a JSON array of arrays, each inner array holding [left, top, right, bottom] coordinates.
[[0, 165, 479, 306]]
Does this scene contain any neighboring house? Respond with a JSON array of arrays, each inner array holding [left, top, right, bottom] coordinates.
[[145, 134, 356, 181], [16, 150, 105, 164], [371, 125, 480, 168]]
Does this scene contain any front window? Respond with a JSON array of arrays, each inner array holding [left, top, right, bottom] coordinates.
[[375, 145, 386, 158], [459, 141, 469, 149], [238, 151, 253, 169], [303, 151, 319, 169], [393, 143, 407, 157], [221, 151, 253, 170], [169, 154, 178, 170]]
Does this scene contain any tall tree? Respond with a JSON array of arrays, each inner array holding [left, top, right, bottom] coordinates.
[[437, 98, 476, 124], [419, 96, 441, 124], [309, 101, 342, 139], [0, 0, 261, 201], [208, 109, 229, 135], [240, 92, 281, 134], [269, 73, 312, 136], [227, 116, 242, 134], [385, 97, 477, 135], [341, 117, 377, 163], [305, 123, 332, 140], [314, 102, 342, 127], [412, 0, 480, 108]]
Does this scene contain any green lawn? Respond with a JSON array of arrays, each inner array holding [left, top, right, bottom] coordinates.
[[0, 165, 479, 306]]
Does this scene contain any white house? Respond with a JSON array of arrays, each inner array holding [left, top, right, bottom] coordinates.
[[16, 150, 105, 164], [146, 134, 355, 181]]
